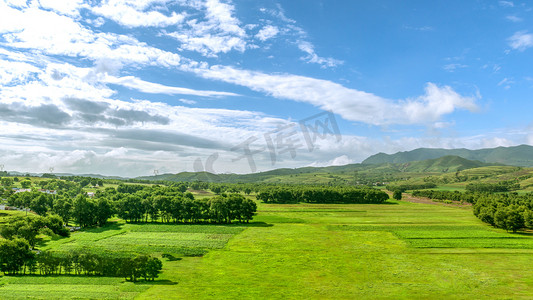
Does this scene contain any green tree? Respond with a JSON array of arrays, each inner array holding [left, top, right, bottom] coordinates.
[[53, 197, 73, 225], [0, 238, 33, 275], [95, 197, 114, 226], [20, 180, 32, 189], [393, 190, 402, 201], [73, 194, 96, 227], [145, 257, 163, 281], [1, 177, 14, 187], [494, 206, 524, 233]]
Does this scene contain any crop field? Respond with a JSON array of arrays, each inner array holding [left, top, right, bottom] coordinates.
[[41, 222, 246, 256], [0, 222, 246, 299], [3, 200, 533, 299]]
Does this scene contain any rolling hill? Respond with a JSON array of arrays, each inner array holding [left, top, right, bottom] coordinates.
[[137, 155, 499, 184], [362, 144, 533, 167]]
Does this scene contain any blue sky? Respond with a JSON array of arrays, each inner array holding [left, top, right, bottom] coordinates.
[[1, 0, 532, 176]]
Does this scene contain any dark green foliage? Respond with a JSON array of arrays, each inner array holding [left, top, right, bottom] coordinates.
[[412, 190, 475, 203], [0, 215, 70, 247], [473, 192, 533, 232], [386, 183, 436, 192], [257, 186, 389, 204], [393, 190, 402, 200], [117, 184, 145, 194], [110, 185, 257, 224], [466, 180, 520, 193], [1, 248, 163, 280], [0, 238, 34, 275]]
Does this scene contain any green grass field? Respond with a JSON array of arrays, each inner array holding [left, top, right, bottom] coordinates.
[[3, 200, 533, 299]]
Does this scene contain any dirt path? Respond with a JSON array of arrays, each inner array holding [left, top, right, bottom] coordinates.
[[385, 190, 471, 207]]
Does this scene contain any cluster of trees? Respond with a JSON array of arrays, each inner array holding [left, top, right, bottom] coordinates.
[[466, 181, 520, 193], [411, 190, 475, 204], [60, 176, 104, 188], [0, 244, 162, 281], [386, 183, 437, 192], [7, 186, 257, 226], [1, 215, 70, 248], [473, 192, 533, 232], [257, 186, 389, 204], [7, 192, 114, 228], [115, 192, 256, 224]]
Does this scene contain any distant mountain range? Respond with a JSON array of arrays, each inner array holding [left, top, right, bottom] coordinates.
[[136, 155, 499, 183], [362, 144, 533, 167], [5, 145, 532, 182]]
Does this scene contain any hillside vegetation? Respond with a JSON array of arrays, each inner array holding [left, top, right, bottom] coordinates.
[[137, 155, 500, 185], [363, 144, 533, 167]]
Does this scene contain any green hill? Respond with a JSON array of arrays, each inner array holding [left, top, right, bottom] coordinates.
[[138, 155, 497, 184], [362, 144, 533, 167]]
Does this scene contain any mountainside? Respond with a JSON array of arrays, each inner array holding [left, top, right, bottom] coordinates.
[[362, 144, 533, 167], [137, 155, 499, 183]]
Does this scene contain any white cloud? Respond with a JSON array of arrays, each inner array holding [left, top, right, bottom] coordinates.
[[0, 59, 40, 85], [506, 15, 523, 22], [258, 3, 342, 68], [0, 4, 182, 67], [189, 65, 478, 125], [308, 155, 354, 167], [38, 0, 84, 17], [497, 77, 514, 89], [443, 63, 468, 72], [403, 25, 434, 31], [508, 31, 533, 51], [104, 75, 239, 97], [499, 1, 514, 7], [256, 25, 279, 41], [179, 98, 197, 105], [297, 41, 343, 67], [402, 83, 478, 123], [91, 0, 186, 27], [166, 0, 248, 56]]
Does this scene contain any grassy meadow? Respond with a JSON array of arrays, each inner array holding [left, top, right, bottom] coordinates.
[[2, 199, 533, 299]]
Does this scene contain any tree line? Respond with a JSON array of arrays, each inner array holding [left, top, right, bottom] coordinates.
[[465, 180, 520, 193], [6, 186, 257, 227], [473, 192, 533, 233], [411, 190, 475, 203], [1, 215, 70, 248], [0, 241, 162, 281], [257, 186, 389, 204], [386, 183, 437, 192]]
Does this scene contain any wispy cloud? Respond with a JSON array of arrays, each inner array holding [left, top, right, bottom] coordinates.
[[297, 41, 344, 68], [403, 25, 434, 31], [499, 1, 514, 8], [506, 15, 523, 22], [508, 31, 533, 51], [498, 77, 514, 89], [443, 63, 468, 72], [91, 0, 187, 28], [255, 25, 279, 41], [190, 65, 478, 125], [104, 75, 239, 97], [166, 0, 248, 57]]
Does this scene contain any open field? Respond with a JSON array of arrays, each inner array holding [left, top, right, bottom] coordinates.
[[139, 201, 533, 299], [0, 220, 247, 299], [3, 200, 533, 299]]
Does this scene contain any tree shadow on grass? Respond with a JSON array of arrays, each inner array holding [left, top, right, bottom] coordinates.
[[515, 231, 533, 237], [237, 221, 273, 227], [134, 279, 178, 285], [81, 221, 124, 234]]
